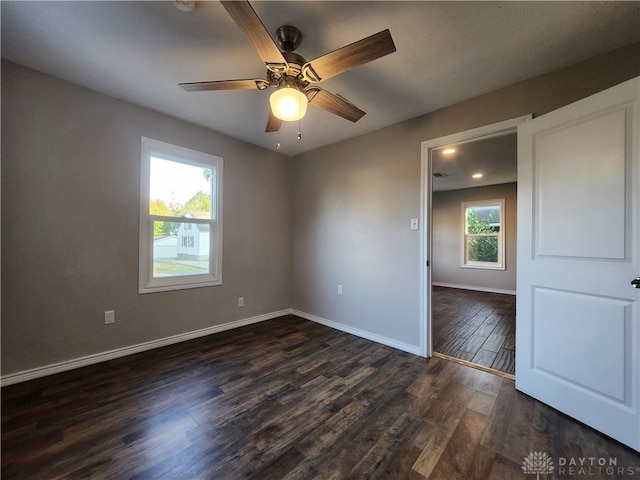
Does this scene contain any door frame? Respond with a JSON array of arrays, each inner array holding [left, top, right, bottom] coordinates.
[[419, 115, 531, 357]]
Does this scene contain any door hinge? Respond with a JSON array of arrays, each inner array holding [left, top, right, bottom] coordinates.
[[426, 260, 430, 267]]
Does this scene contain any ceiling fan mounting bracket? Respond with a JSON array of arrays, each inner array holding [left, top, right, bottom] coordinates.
[[266, 50, 310, 89], [266, 62, 287, 75], [275, 25, 302, 52], [268, 70, 309, 92], [301, 64, 321, 83]]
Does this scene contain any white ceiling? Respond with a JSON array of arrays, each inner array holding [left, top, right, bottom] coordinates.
[[431, 133, 517, 192], [2, 1, 639, 156]]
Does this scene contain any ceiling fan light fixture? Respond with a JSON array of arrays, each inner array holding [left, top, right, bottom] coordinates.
[[270, 86, 308, 121]]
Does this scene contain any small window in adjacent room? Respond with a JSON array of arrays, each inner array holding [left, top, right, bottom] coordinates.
[[139, 137, 223, 293], [461, 199, 505, 270]]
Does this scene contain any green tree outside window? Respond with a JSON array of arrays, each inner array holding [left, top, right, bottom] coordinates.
[[466, 207, 499, 262]]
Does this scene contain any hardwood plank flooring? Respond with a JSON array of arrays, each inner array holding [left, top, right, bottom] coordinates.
[[3, 315, 639, 479], [432, 287, 516, 376]]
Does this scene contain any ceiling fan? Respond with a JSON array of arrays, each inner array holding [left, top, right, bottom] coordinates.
[[179, 1, 396, 133]]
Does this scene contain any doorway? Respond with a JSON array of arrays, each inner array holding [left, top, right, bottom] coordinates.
[[432, 135, 517, 376], [419, 116, 531, 371]]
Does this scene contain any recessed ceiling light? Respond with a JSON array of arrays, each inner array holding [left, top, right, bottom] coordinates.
[[472, 173, 483, 179], [174, 0, 196, 12], [442, 148, 456, 155]]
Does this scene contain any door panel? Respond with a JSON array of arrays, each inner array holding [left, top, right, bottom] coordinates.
[[533, 288, 629, 402], [517, 77, 639, 451], [535, 109, 627, 259]]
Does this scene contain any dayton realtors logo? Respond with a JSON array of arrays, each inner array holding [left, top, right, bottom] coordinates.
[[522, 451, 554, 479], [522, 452, 640, 478]]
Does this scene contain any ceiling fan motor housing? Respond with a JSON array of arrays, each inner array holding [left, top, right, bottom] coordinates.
[[275, 25, 302, 52], [266, 45, 309, 91], [270, 27, 310, 89]]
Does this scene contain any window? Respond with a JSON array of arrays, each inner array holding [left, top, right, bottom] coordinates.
[[461, 199, 505, 270], [181, 236, 195, 248], [139, 137, 223, 293]]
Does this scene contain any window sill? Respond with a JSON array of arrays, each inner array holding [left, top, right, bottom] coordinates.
[[460, 263, 505, 271]]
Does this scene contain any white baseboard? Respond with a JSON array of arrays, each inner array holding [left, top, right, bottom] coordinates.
[[432, 282, 516, 296], [291, 309, 421, 356], [2, 308, 424, 386], [1, 309, 293, 387]]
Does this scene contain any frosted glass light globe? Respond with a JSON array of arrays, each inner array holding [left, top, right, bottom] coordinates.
[[270, 87, 308, 121]]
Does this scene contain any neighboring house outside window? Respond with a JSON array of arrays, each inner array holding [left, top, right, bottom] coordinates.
[[177, 212, 207, 258], [139, 137, 223, 293], [461, 198, 505, 270]]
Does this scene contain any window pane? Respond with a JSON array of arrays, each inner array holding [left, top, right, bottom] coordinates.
[[149, 156, 213, 218], [152, 221, 210, 278], [467, 235, 498, 263], [466, 205, 500, 233]]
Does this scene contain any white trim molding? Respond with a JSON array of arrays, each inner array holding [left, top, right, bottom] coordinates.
[[292, 309, 422, 356], [138, 136, 224, 294], [2, 309, 426, 386], [420, 114, 531, 359], [432, 282, 516, 296], [1, 309, 292, 386]]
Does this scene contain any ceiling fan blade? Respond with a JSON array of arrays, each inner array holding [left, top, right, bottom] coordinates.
[[179, 79, 269, 92], [306, 87, 365, 122], [265, 109, 282, 132], [301, 29, 396, 83], [220, 1, 288, 74]]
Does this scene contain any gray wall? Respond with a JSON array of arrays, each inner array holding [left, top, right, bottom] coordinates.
[[1, 61, 292, 375], [432, 183, 517, 293], [3, 42, 639, 376], [291, 43, 640, 351]]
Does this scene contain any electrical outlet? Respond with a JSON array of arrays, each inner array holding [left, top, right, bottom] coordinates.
[[238, 297, 245, 308], [337, 285, 343, 295], [104, 310, 115, 325]]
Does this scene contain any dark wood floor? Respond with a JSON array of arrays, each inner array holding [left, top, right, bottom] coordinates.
[[432, 287, 516, 376], [3, 315, 639, 479]]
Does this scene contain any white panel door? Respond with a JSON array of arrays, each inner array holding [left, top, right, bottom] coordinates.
[[516, 77, 640, 451]]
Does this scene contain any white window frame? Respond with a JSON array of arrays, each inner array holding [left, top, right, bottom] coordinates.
[[461, 198, 505, 270], [139, 137, 223, 293]]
